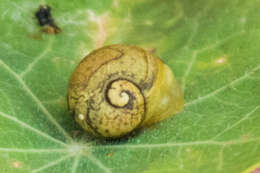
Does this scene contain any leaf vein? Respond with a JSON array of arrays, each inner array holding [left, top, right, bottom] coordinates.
[[185, 64, 260, 106], [0, 111, 67, 147], [182, 51, 198, 91], [87, 154, 112, 173], [0, 148, 68, 153], [0, 60, 72, 142], [97, 137, 260, 149], [20, 38, 54, 77], [71, 155, 81, 173], [31, 154, 73, 173], [211, 105, 260, 140]]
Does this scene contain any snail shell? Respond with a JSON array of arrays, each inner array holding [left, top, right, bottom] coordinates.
[[67, 44, 184, 138]]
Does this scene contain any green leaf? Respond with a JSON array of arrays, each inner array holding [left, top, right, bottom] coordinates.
[[1, 0, 260, 172]]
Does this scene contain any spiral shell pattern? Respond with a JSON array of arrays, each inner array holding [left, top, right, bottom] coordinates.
[[67, 44, 184, 138]]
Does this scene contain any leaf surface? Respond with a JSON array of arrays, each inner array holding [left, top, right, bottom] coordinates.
[[0, 0, 260, 172]]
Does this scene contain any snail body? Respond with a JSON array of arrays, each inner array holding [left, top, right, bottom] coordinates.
[[67, 44, 184, 138]]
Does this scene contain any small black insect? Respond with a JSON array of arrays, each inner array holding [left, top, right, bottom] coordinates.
[[35, 5, 61, 34]]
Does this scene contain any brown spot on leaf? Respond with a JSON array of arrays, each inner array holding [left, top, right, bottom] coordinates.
[[12, 161, 22, 168], [35, 5, 61, 34], [106, 152, 114, 157], [252, 167, 260, 173], [242, 133, 251, 140]]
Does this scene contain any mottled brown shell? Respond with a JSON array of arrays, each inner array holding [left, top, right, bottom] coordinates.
[[67, 44, 184, 138]]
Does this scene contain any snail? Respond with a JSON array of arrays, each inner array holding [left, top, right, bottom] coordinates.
[[67, 44, 184, 138]]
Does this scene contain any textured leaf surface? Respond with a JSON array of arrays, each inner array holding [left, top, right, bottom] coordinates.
[[1, 0, 260, 172]]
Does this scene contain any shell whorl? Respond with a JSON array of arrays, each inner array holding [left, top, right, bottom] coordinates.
[[67, 44, 184, 138]]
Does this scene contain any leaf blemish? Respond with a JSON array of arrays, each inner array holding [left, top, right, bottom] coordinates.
[[214, 56, 227, 65], [106, 152, 114, 157], [186, 148, 191, 152], [35, 5, 61, 34], [242, 133, 251, 140], [70, 60, 75, 65], [87, 10, 109, 48], [113, 0, 119, 8], [241, 17, 247, 24], [252, 167, 260, 173], [12, 161, 22, 168], [145, 20, 153, 26]]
